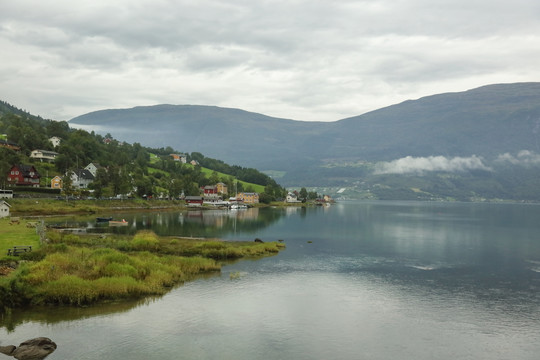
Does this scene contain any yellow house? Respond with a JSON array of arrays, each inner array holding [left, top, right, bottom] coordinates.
[[237, 192, 259, 204], [216, 182, 228, 195], [51, 175, 62, 189]]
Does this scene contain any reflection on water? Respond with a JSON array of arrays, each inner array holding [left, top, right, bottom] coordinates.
[[0, 272, 220, 333], [46, 207, 284, 239], [3, 201, 540, 360]]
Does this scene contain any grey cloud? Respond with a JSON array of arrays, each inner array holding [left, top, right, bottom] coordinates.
[[2, 0, 540, 122], [374, 155, 491, 175]]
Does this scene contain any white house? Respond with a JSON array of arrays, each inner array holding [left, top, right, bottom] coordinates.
[[70, 169, 95, 189], [85, 163, 102, 177], [30, 149, 59, 163], [170, 154, 187, 163], [49, 136, 62, 148], [286, 192, 301, 203], [0, 200, 11, 218]]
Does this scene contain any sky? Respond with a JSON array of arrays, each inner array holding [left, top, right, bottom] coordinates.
[[1, 0, 540, 123]]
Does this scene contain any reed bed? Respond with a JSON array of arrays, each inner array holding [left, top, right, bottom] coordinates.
[[1, 229, 284, 310]]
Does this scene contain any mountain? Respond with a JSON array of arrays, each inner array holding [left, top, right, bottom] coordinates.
[[69, 83, 540, 200], [325, 82, 540, 161], [70, 105, 330, 171]]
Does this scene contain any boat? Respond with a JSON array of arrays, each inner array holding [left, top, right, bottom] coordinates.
[[230, 203, 247, 210], [96, 217, 113, 222], [109, 219, 129, 226], [229, 181, 248, 210]]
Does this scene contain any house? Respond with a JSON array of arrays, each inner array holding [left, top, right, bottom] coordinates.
[[70, 169, 95, 189], [85, 163, 102, 177], [0, 139, 21, 151], [0, 200, 11, 218], [49, 136, 62, 148], [170, 154, 187, 163], [30, 149, 59, 163], [286, 192, 301, 203], [203, 185, 218, 197], [323, 195, 334, 203], [190, 160, 199, 166], [216, 182, 228, 195], [185, 196, 203, 207], [51, 176, 62, 189], [236, 192, 259, 204], [7, 164, 41, 187]]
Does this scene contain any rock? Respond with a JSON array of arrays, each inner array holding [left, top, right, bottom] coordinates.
[[254, 238, 264, 243], [0, 338, 57, 360], [0, 346, 16, 356]]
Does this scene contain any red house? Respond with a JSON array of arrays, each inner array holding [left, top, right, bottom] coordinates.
[[203, 185, 218, 196], [185, 196, 203, 207], [7, 164, 41, 187]]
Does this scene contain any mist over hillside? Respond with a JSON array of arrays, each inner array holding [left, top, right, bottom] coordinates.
[[69, 83, 540, 200]]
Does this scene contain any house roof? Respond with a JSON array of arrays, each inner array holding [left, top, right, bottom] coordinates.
[[31, 149, 59, 156], [185, 196, 203, 201], [0, 139, 20, 147], [0, 200, 11, 207], [72, 169, 95, 180], [12, 164, 40, 177]]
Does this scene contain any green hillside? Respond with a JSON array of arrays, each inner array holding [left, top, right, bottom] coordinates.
[[0, 102, 284, 202]]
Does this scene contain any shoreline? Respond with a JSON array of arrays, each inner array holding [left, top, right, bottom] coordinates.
[[6, 198, 312, 217], [1, 212, 286, 313]]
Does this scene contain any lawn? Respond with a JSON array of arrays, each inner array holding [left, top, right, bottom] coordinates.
[[0, 218, 41, 257]]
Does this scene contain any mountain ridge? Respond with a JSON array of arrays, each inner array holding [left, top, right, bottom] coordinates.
[[69, 82, 540, 200]]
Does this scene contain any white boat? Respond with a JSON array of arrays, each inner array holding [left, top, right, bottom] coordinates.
[[230, 203, 247, 210]]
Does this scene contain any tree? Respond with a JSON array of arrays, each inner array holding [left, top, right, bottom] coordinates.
[[62, 171, 75, 199], [209, 171, 220, 185], [299, 187, 308, 200], [168, 177, 183, 199], [308, 191, 318, 200]]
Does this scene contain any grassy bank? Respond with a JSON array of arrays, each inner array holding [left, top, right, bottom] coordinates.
[[1, 226, 285, 311], [7, 198, 187, 216]]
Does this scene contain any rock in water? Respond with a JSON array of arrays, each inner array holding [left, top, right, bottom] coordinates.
[[0, 338, 57, 360]]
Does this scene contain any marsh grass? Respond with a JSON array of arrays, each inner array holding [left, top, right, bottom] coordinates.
[[1, 229, 284, 309]]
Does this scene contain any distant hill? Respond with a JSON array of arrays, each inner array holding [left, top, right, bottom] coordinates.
[[70, 105, 330, 171], [69, 83, 540, 200], [326, 82, 540, 161]]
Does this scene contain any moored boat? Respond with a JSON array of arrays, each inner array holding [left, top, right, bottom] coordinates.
[[109, 219, 129, 226]]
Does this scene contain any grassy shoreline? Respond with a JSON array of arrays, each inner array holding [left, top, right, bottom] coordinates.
[[1, 213, 285, 313], [7, 198, 308, 217]]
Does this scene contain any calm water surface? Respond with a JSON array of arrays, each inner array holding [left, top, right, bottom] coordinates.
[[2, 201, 540, 359]]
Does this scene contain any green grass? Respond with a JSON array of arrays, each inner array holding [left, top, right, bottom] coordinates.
[[147, 157, 265, 194], [1, 229, 285, 309], [0, 218, 41, 257], [7, 198, 187, 215]]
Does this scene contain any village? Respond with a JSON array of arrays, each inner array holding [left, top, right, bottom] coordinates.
[[1, 134, 333, 221]]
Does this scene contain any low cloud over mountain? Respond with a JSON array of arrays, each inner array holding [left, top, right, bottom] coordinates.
[[374, 155, 491, 175], [496, 150, 540, 166]]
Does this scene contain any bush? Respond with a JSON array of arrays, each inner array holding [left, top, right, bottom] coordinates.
[[132, 231, 160, 251]]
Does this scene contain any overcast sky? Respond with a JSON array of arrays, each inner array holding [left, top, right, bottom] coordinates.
[[1, 0, 540, 122]]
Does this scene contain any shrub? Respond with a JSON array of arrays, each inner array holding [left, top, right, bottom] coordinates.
[[132, 231, 160, 251]]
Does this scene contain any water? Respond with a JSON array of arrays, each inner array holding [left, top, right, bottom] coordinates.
[[2, 201, 540, 359]]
